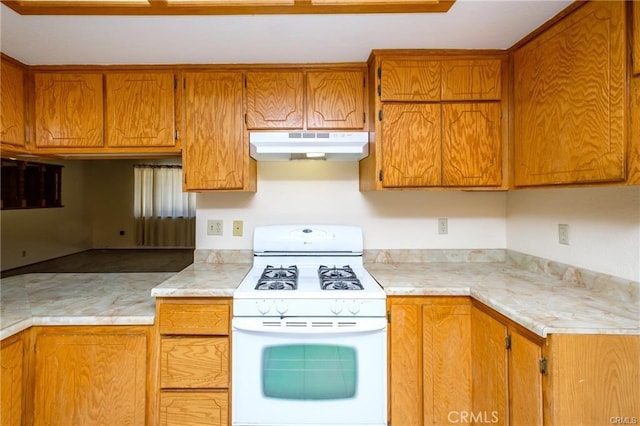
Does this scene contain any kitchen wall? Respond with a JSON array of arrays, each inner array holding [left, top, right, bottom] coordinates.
[[507, 185, 640, 282], [196, 162, 508, 250], [0, 160, 91, 270]]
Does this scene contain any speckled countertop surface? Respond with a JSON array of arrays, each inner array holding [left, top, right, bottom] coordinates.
[[2, 254, 638, 340]]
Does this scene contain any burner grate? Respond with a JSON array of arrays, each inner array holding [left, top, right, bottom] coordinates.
[[318, 265, 363, 290], [255, 265, 298, 290]]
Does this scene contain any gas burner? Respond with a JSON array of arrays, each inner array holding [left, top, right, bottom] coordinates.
[[255, 265, 298, 290], [318, 265, 363, 290]]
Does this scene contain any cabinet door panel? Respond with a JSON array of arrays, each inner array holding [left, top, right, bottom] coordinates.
[[33, 332, 146, 426], [380, 60, 440, 102], [442, 103, 501, 186], [183, 72, 244, 190], [246, 71, 303, 129], [160, 337, 229, 389], [159, 302, 229, 335], [423, 304, 472, 425], [514, 1, 626, 185], [509, 330, 543, 426], [160, 391, 228, 426], [381, 103, 441, 187], [106, 72, 175, 147], [441, 59, 501, 101], [471, 307, 507, 426], [306, 71, 364, 129], [0, 60, 26, 148], [1, 335, 23, 426], [34, 73, 103, 148]]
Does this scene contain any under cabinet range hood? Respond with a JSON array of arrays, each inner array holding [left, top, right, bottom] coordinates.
[[249, 131, 369, 161]]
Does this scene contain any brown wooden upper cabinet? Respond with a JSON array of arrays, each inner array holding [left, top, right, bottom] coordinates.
[[0, 57, 26, 151], [361, 52, 505, 191], [105, 72, 176, 148], [513, 1, 627, 186], [34, 72, 104, 148], [245, 69, 365, 130]]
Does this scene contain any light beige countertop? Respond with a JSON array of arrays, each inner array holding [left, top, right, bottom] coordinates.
[[2, 251, 638, 340]]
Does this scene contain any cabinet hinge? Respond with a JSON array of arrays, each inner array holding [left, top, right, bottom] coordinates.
[[363, 112, 366, 124], [377, 84, 381, 97], [244, 113, 248, 125], [175, 130, 179, 141], [378, 110, 383, 121], [539, 357, 548, 375], [505, 335, 512, 350], [174, 77, 178, 89], [379, 170, 383, 182], [387, 309, 391, 323], [377, 67, 382, 79]]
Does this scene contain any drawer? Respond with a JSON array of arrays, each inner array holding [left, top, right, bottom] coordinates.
[[160, 337, 229, 389], [159, 390, 228, 426], [158, 302, 229, 335]]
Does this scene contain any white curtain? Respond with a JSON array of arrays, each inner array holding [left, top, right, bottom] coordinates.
[[133, 165, 196, 247]]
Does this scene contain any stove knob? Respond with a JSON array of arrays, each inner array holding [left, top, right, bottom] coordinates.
[[276, 300, 288, 315], [348, 300, 361, 315], [330, 300, 344, 315], [257, 300, 271, 315]]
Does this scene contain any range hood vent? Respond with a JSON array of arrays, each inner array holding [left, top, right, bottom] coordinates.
[[249, 131, 369, 161]]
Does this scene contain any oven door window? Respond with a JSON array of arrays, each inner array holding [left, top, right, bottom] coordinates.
[[262, 344, 357, 400]]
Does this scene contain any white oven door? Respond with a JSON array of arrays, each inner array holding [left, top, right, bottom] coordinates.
[[232, 317, 387, 426]]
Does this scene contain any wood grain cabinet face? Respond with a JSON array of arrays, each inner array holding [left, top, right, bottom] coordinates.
[[183, 72, 245, 191], [306, 71, 364, 129], [513, 1, 626, 186], [158, 303, 229, 335], [442, 102, 502, 186], [380, 59, 441, 102], [509, 329, 543, 426], [381, 103, 441, 188], [1, 334, 24, 426], [160, 337, 229, 389], [245, 71, 304, 129], [106, 72, 176, 147], [34, 72, 104, 148], [441, 59, 501, 101], [159, 391, 229, 426], [0, 59, 26, 148], [388, 297, 472, 426], [634, 1, 640, 76], [33, 330, 147, 426]]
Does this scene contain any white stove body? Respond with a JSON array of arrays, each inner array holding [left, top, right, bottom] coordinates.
[[232, 225, 387, 426]]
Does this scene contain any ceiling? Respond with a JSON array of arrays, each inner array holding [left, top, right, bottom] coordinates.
[[0, 0, 573, 66]]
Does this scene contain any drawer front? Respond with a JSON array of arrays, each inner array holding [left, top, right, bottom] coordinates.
[[161, 337, 229, 389], [159, 391, 228, 426], [159, 303, 229, 335]]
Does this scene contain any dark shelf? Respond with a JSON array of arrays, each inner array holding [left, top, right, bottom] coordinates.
[[1, 159, 63, 210]]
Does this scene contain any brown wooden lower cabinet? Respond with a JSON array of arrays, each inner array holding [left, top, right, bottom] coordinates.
[[157, 297, 232, 426], [1, 331, 25, 426]]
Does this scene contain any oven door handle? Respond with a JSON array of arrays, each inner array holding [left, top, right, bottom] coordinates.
[[232, 317, 387, 334]]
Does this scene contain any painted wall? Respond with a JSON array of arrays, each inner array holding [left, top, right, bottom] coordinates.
[[506, 186, 640, 282], [1, 160, 91, 270], [196, 162, 508, 250]]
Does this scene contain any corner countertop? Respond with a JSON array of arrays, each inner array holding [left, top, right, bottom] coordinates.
[[2, 254, 638, 340]]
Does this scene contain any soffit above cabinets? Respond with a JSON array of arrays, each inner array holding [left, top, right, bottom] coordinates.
[[1, 0, 455, 15]]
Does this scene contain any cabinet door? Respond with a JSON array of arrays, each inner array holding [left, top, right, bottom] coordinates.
[[471, 307, 507, 426], [33, 330, 147, 425], [441, 59, 501, 101], [380, 59, 440, 101], [183, 72, 245, 191], [160, 337, 229, 389], [1, 334, 24, 426], [381, 103, 441, 187], [106, 72, 176, 147], [389, 302, 422, 425], [423, 304, 472, 425], [306, 70, 364, 129], [509, 329, 543, 426], [245, 71, 303, 129], [513, 1, 626, 186], [634, 1, 640, 76], [159, 391, 228, 426], [0, 59, 26, 148], [442, 102, 501, 186], [34, 72, 103, 148]]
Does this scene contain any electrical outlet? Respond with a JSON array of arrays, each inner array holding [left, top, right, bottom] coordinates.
[[207, 220, 223, 236], [438, 218, 448, 235], [21, 250, 27, 258], [233, 220, 243, 237], [558, 224, 569, 245]]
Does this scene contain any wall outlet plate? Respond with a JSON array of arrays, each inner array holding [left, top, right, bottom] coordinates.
[[233, 220, 243, 237], [438, 218, 448, 235], [207, 219, 223, 236], [558, 223, 569, 245]]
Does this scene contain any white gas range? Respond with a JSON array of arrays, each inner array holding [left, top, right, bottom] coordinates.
[[232, 225, 387, 426]]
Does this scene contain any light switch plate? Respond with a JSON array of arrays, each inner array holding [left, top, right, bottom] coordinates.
[[558, 224, 569, 245]]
